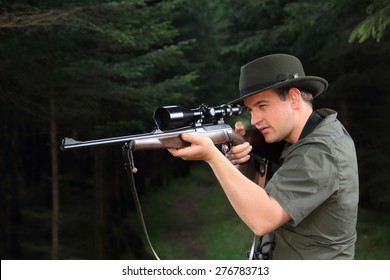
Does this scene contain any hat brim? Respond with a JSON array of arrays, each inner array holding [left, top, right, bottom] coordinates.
[[228, 76, 328, 105]]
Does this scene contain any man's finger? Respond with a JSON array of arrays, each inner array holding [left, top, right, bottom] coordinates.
[[235, 121, 246, 136]]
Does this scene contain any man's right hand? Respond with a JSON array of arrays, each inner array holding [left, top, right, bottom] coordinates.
[[225, 121, 253, 165]]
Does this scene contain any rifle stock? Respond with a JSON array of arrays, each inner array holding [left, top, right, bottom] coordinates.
[[130, 124, 246, 151], [243, 128, 285, 164]]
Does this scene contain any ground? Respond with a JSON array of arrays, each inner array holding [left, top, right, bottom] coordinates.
[[165, 184, 214, 259]]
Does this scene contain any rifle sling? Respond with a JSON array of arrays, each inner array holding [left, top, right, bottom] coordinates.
[[123, 143, 160, 260], [248, 155, 271, 260]]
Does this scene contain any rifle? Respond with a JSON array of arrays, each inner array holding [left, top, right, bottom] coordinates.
[[60, 103, 284, 260], [60, 103, 284, 164]]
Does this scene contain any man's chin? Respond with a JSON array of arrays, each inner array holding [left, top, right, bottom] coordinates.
[[263, 135, 280, 144]]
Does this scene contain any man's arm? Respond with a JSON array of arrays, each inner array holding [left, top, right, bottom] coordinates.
[[168, 132, 290, 236]]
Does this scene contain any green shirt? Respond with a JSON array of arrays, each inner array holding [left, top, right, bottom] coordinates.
[[265, 109, 359, 259]]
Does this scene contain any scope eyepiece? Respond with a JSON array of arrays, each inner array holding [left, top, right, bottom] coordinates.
[[153, 104, 242, 130], [207, 104, 242, 119]]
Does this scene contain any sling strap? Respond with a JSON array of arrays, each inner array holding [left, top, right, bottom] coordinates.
[[247, 155, 271, 260], [123, 143, 160, 260]]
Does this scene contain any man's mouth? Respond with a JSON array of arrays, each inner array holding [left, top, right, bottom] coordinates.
[[257, 125, 269, 134]]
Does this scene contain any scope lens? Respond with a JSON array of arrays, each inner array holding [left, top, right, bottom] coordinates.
[[154, 106, 202, 130], [154, 106, 173, 129]]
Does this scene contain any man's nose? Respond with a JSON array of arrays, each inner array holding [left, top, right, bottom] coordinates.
[[251, 111, 262, 126]]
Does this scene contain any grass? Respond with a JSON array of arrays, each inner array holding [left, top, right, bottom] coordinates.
[[137, 162, 250, 259], [196, 185, 252, 259], [138, 163, 390, 260], [355, 207, 390, 259]]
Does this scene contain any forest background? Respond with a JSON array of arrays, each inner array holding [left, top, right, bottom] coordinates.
[[0, 0, 389, 260]]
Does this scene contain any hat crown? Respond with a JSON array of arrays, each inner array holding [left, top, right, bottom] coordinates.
[[239, 54, 305, 91]]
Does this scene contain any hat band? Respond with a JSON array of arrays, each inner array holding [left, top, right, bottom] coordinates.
[[240, 79, 286, 97]]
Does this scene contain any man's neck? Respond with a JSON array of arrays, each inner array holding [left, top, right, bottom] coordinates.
[[288, 108, 313, 144], [299, 110, 324, 140]]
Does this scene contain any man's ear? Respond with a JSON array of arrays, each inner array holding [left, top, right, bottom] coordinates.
[[288, 88, 301, 109]]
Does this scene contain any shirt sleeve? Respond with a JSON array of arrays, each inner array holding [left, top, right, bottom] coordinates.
[[265, 141, 339, 226]]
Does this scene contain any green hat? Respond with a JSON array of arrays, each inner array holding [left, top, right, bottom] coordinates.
[[229, 54, 328, 104]]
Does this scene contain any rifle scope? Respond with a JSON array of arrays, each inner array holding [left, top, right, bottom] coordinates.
[[154, 104, 242, 130]]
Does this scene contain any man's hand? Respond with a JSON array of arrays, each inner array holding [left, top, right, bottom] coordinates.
[[225, 121, 252, 165], [167, 133, 220, 162]]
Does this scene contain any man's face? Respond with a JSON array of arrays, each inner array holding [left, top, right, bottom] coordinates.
[[243, 89, 296, 143]]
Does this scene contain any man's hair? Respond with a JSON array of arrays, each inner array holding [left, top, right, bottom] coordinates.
[[274, 88, 314, 106]]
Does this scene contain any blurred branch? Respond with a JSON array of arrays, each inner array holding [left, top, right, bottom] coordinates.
[[0, 7, 82, 29], [349, 0, 390, 43]]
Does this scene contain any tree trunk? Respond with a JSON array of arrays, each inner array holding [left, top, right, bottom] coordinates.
[[94, 149, 105, 259], [50, 93, 59, 260]]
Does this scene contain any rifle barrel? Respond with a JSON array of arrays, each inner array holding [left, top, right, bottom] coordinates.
[[60, 124, 232, 151]]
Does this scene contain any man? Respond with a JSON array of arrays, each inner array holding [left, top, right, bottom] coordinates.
[[168, 54, 359, 259]]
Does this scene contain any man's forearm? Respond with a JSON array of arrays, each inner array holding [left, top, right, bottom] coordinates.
[[236, 159, 262, 186]]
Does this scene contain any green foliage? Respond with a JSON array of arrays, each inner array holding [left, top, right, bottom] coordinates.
[[349, 0, 390, 43], [0, 0, 198, 136]]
